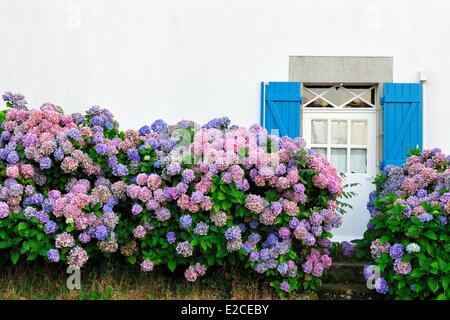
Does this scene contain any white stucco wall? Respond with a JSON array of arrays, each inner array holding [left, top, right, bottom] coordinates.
[[0, 0, 449, 152]]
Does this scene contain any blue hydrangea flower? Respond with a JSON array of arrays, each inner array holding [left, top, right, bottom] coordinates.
[[166, 231, 176, 244], [44, 221, 58, 235], [6, 151, 19, 164], [139, 125, 151, 136], [151, 119, 168, 134], [389, 243, 404, 260], [39, 157, 52, 170], [47, 249, 60, 263], [225, 226, 241, 241], [95, 225, 108, 241], [179, 214, 192, 229], [418, 212, 433, 222], [374, 277, 388, 294], [194, 222, 209, 236]]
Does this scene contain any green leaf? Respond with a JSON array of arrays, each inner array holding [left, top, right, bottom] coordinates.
[[442, 277, 449, 291], [437, 293, 448, 300], [27, 252, 38, 261], [17, 222, 28, 232], [424, 230, 437, 240], [0, 240, 11, 249], [217, 192, 226, 200], [406, 226, 420, 237], [168, 260, 177, 272], [427, 278, 439, 293], [127, 255, 137, 265], [207, 255, 215, 266], [410, 269, 423, 278], [200, 240, 208, 251], [10, 249, 20, 265]]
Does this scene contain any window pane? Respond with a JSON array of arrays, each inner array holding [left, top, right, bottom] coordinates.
[[351, 120, 367, 145], [347, 87, 375, 104], [331, 120, 347, 144], [345, 98, 373, 108], [351, 148, 367, 173], [331, 148, 347, 172], [322, 87, 353, 107], [312, 147, 327, 158], [304, 87, 334, 108], [303, 89, 315, 105], [311, 120, 328, 144], [307, 98, 334, 108]]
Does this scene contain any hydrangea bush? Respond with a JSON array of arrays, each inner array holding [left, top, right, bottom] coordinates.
[[0, 92, 345, 296], [356, 149, 450, 299]]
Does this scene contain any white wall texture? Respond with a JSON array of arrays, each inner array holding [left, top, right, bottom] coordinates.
[[0, 0, 449, 152]]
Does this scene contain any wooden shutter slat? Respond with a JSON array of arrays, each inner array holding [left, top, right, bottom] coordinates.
[[381, 83, 423, 168], [260, 82, 301, 139]]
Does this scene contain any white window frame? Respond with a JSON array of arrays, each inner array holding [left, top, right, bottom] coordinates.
[[303, 84, 376, 109]]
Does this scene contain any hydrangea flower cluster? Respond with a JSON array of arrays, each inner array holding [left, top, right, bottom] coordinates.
[[358, 149, 450, 299], [0, 92, 344, 296]]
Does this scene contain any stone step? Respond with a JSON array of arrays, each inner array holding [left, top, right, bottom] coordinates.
[[318, 283, 381, 300], [326, 261, 367, 284]]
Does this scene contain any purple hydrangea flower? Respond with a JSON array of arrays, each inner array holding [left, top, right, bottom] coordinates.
[[95, 225, 108, 241], [190, 191, 204, 204], [389, 243, 404, 260], [277, 263, 288, 275], [182, 169, 195, 183], [179, 214, 192, 229], [39, 157, 52, 170], [140, 260, 154, 272], [259, 249, 270, 261], [78, 232, 91, 244], [54, 148, 64, 161], [225, 226, 241, 241], [289, 217, 300, 229], [416, 189, 427, 198], [131, 204, 143, 215], [418, 212, 433, 222], [47, 249, 60, 263], [374, 277, 388, 294], [363, 264, 375, 280], [151, 119, 168, 134], [194, 222, 209, 236], [249, 220, 259, 229], [280, 282, 290, 293], [112, 164, 128, 177], [166, 231, 176, 244], [6, 151, 19, 164], [127, 149, 140, 161], [139, 125, 151, 136], [403, 205, 412, 217], [167, 162, 181, 176], [44, 221, 58, 235], [202, 117, 230, 129], [341, 241, 355, 258], [249, 251, 260, 262], [175, 241, 193, 257]]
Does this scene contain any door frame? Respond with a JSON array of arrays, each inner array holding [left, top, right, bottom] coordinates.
[[302, 108, 377, 178]]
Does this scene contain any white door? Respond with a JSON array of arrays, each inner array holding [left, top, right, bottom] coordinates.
[[303, 110, 376, 241]]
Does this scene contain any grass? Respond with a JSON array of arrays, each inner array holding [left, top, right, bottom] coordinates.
[[0, 257, 318, 300]]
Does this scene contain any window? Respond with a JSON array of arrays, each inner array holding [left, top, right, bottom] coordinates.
[[303, 84, 376, 109], [311, 118, 368, 173]]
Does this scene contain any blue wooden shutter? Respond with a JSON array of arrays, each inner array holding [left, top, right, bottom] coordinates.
[[260, 82, 302, 138], [381, 83, 423, 168]]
